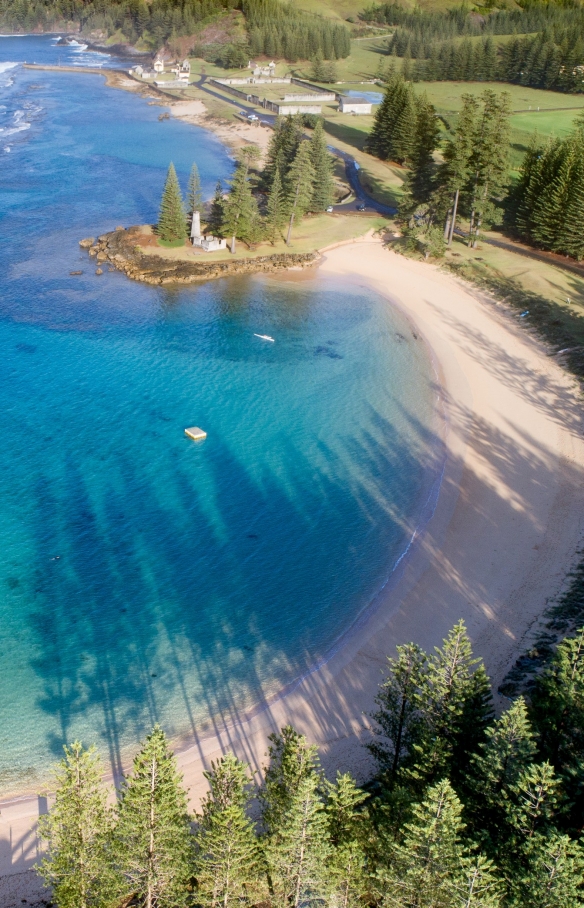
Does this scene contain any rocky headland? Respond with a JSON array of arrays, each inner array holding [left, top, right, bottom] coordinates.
[[80, 226, 320, 285]]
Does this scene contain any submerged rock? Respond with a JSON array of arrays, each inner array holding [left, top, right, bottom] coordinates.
[[79, 237, 95, 248]]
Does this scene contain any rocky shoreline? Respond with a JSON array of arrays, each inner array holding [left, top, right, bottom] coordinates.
[[80, 226, 320, 285]]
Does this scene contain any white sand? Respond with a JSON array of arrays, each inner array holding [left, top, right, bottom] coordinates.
[[1, 236, 583, 900], [169, 99, 272, 159]]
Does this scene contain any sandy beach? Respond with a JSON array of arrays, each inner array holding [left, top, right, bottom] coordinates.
[[2, 235, 584, 906]]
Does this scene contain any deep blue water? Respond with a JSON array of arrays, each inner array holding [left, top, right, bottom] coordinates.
[[0, 36, 437, 791]]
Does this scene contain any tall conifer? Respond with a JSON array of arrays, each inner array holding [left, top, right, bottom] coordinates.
[[266, 167, 287, 243], [408, 621, 493, 787], [113, 725, 193, 908], [208, 180, 225, 235], [259, 725, 320, 837], [158, 162, 186, 243], [264, 773, 331, 908], [38, 743, 114, 908], [194, 753, 263, 908], [187, 161, 203, 216], [309, 120, 335, 212], [326, 773, 369, 908], [467, 90, 511, 246], [382, 779, 467, 908], [284, 140, 315, 245], [368, 642, 427, 784]]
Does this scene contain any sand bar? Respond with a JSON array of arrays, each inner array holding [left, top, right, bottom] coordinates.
[[1, 236, 584, 904]]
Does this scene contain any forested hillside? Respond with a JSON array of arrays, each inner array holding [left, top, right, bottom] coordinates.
[[0, 0, 351, 59], [369, 1, 584, 93], [38, 621, 584, 908]]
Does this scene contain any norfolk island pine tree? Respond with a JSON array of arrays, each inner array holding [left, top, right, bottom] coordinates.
[[193, 753, 264, 908], [284, 141, 315, 246], [187, 162, 203, 218], [158, 162, 186, 245], [309, 120, 335, 212], [112, 725, 193, 908], [38, 742, 115, 908]]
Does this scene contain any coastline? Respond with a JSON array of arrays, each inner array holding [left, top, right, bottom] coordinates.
[[2, 235, 584, 905]]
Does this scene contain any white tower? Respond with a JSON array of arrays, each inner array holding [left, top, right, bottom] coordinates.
[[190, 210, 201, 242]]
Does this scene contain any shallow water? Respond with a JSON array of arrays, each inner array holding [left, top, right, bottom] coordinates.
[[0, 37, 437, 790]]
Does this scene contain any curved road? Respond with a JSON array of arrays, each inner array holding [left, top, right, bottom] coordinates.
[[196, 77, 584, 277]]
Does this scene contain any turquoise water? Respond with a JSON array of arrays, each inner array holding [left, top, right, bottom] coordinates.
[[0, 37, 438, 791]]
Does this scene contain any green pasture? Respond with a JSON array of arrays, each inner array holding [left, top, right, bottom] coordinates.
[[414, 80, 584, 113]]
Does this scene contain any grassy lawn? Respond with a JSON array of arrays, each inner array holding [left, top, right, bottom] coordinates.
[[443, 232, 584, 313], [414, 80, 584, 114], [142, 213, 387, 261]]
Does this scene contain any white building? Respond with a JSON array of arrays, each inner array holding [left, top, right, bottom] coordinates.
[[153, 58, 164, 74], [249, 60, 276, 78], [339, 96, 373, 115], [190, 211, 227, 252]]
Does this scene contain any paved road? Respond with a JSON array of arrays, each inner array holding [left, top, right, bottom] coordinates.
[[196, 76, 395, 217], [196, 76, 584, 274]]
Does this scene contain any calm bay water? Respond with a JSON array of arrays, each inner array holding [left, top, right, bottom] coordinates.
[[0, 37, 437, 791]]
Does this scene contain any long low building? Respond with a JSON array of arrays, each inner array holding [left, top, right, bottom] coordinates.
[[339, 96, 373, 115], [265, 101, 323, 115]]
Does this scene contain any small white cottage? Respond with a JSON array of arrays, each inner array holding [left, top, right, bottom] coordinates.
[[153, 57, 164, 74], [339, 96, 373, 115]]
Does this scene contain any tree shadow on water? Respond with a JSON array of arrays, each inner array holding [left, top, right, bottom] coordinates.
[[26, 406, 431, 783]]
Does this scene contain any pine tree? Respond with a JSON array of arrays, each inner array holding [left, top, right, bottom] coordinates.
[[259, 725, 321, 837], [284, 140, 315, 245], [311, 51, 326, 82], [208, 180, 225, 235], [454, 854, 502, 908], [113, 725, 193, 908], [266, 166, 287, 243], [187, 161, 203, 217], [466, 697, 537, 849], [391, 87, 418, 163], [400, 94, 440, 215], [506, 761, 560, 842], [382, 778, 467, 908], [193, 753, 263, 908], [325, 773, 369, 908], [222, 163, 254, 254], [158, 162, 186, 244], [408, 621, 494, 787], [264, 773, 332, 908], [309, 120, 335, 212], [530, 627, 584, 818], [37, 743, 115, 908], [262, 115, 302, 193], [467, 91, 511, 246], [512, 833, 584, 908], [432, 94, 479, 244], [367, 642, 428, 784]]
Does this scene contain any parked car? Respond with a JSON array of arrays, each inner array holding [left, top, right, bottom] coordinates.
[[357, 203, 366, 211], [326, 205, 334, 212], [247, 113, 259, 121]]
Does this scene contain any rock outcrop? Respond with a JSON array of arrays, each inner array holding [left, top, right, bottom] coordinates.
[[80, 226, 320, 286]]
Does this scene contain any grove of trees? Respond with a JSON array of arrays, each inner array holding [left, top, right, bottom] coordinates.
[[368, 76, 512, 251], [366, 0, 584, 94], [37, 620, 584, 908], [214, 115, 335, 249], [156, 116, 335, 252], [0, 0, 350, 62], [507, 115, 584, 261]]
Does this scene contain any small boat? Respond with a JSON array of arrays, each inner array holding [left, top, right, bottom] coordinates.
[[254, 333, 275, 342]]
